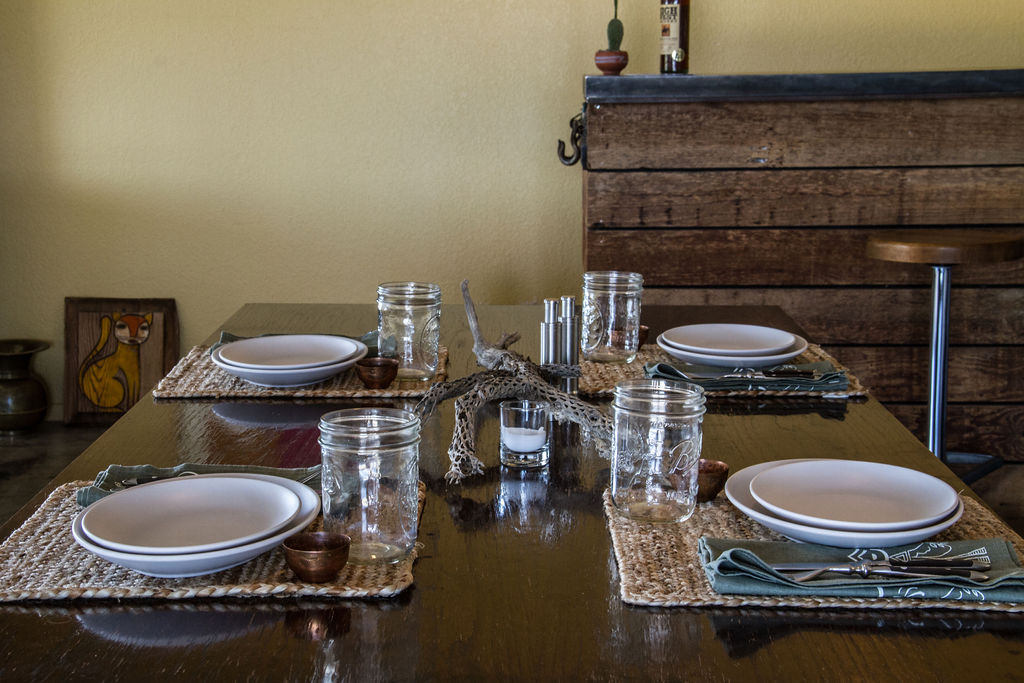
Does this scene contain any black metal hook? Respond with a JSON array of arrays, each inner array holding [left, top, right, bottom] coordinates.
[[557, 112, 583, 166]]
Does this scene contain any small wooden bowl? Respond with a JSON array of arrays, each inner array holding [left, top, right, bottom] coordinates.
[[608, 326, 649, 349], [355, 357, 399, 389], [697, 459, 729, 503], [283, 531, 350, 583]]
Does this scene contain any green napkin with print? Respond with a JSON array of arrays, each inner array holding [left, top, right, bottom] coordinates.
[[76, 463, 321, 507], [699, 537, 1024, 602], [645, 360, 847, 393]]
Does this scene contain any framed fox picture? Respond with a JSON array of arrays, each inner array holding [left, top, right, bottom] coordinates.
[[64, 297, 179, 425]]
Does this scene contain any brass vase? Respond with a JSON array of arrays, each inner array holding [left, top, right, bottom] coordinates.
[[0, 339, 49, 431]]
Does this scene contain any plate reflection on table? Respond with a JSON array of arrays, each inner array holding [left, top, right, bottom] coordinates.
[[76, 608, 281, 647], [212, 402, 343, 428]]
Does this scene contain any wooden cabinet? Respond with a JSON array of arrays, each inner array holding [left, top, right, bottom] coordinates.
[[580, 70, 1024, 459]]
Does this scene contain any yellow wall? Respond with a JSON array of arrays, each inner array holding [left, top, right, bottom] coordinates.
[[2, 1, 1022, 417]]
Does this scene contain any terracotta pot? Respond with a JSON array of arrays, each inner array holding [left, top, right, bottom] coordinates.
[[0, 339, 49, 431], [595, 50, 628, 76]]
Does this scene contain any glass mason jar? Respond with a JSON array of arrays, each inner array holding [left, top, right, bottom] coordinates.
[[581, 271, 643, 363], [319, 408, 420, 564], [377, 282, 442, 381], [610, 379, 705, 523]]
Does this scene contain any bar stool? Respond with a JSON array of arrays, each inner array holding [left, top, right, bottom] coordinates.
[[866, 229, 1024, 483]]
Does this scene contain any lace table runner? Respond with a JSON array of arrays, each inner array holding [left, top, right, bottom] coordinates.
[[0, 482, 424, 602], [580, 344, 867, 399], [604, 490, 1024, 612], [152, 346, 448, 399]]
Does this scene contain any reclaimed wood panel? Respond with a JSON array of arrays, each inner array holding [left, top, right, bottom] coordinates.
[[586, 97, 1024, 170], [586, 228, 1024, 286], [887, 404, 1024, 462], [584, 84, 1024, 469], [641, 287, 1024, 345], [584, 168, 1024, 229], [823, 345, 1024, 403]]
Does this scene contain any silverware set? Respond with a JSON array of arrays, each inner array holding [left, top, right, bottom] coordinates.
[[115, 467, 321, 490], [770, 558, 991, 583], [676, 367, 823, 382]]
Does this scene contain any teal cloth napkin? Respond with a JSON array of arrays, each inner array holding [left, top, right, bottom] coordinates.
[[645, 360, 848, 393], [209, 331, 394, 358], [699, 537, 1024, 602], [76, 463, 322, 507]]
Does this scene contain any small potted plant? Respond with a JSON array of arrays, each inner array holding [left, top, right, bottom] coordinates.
[[595, 0, 628, 76]]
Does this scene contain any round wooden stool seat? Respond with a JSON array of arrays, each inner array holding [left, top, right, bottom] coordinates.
[[865, 228, 1023, 482], [866, 229, 1024, 266]]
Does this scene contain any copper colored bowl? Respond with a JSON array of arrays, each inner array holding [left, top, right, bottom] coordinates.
[[608, 326, 650, 350], [355, 357, 399, 389], [283, 531, 350, 583], [697, 459, 729, 503]]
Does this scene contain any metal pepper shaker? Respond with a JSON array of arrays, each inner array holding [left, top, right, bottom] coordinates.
[[540, 298, 562, 366], [559, 296, 579, 366], [559, 295, 579, 394]]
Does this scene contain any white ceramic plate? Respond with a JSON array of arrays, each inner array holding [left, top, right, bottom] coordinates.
[[81, 476, 302, 555], [725, 459, 963, 548], [210, 342, 367, 387], [218, 335, 362, 370], [661, 324, 796, 356], [656, 333, 809, 368], [72, 474, 320, 578], [748, 459, 960, 532]]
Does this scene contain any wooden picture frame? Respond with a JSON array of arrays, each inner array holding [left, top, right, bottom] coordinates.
[[64, 297, 179, 425]]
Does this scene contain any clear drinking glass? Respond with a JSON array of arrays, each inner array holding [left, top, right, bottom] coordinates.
[[499, 399, 550, 468], [319, 408, 420, 564], [581, 271, 643, 363], [377, 282, 442, 381], [610, 378, 705, 522]]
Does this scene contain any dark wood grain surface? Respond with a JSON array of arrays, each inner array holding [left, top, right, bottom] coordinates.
[[585, 168, 1024, 229], [585, 228, 1024, 287], [1, 303, 1021, 681], [585, 97, 1024, 169]]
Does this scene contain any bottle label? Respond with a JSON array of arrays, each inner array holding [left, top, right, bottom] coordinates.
[[660, 5, 680, 57]]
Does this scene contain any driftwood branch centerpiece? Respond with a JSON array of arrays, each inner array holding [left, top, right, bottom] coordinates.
[[415, 281, 612, 483]]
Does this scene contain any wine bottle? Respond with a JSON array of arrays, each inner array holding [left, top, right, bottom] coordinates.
[[659, 0, 690, 74]]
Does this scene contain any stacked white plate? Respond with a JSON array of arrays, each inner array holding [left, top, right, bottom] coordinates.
[[71, 474, 320, 577], [656, 323, 808, 368], [725, 459, 963, 548], [211, 334, 368, 387]]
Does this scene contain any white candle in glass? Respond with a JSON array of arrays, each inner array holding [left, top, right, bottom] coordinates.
[[500, 425, 547, 453]]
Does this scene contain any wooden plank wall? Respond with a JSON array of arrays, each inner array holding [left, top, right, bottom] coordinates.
[[583, 95, 1024, 460]]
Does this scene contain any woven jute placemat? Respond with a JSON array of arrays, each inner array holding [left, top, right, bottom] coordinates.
[[580, 344, 867, 399], [152, 346, 449, 399], [0, 482, 425, 602], [604, 490, 1024, 612]]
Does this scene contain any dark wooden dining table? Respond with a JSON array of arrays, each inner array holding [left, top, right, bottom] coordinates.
[[1, 302, 1022, 681]]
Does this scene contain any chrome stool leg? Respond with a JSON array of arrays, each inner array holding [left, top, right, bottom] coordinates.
[[928, 265, 950, 459], [928, 264, 1004, 482]]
